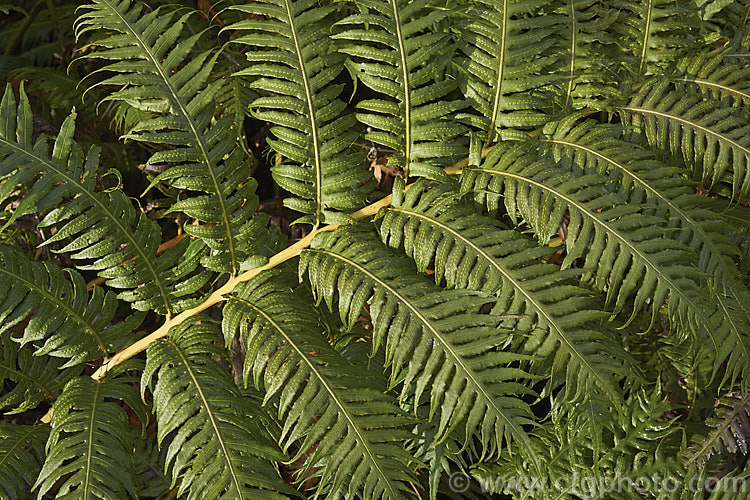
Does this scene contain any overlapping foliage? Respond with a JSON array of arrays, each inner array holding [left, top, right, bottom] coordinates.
[[0, 0, 749, 498]]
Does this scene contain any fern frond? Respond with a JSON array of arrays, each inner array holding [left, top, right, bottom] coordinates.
[[0, 246, 143, 367], [0, 84, 210, 316], [215, 73, 258, 162], [595, 385, 682, 473], [333, 0, 467, 179], [0, 332, 80, 414], [620, 77, 750, 199], [695, 0, 750, 36], [223, 269, 419, 499], [540, 116, 750, 388], [551, 0, 620, 112], [0, 424, 48, 500], [226, 0, 373, 227], [34, 367, 144, 499], [612, 0, 699, 81], [376, 178, 631, 407], [688, 391, 750, 472], [453, 0, 559, 142], [406, 413, 471, 500], [474, 386, 683, 494], [461, 141, 716, 344], [75, 0, 268, 273], [132, 427, 170, 499], [142, 317, 294, 500], [300, 225, 540, 467], [674, 48, 750, 107]]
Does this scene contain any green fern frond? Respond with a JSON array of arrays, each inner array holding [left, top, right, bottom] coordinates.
[[132, 427, 170, 499], [461, 141, 716, 344], [376, 178, 631, 407], [333, 0, 467, 179], [34, 366, 145, 499], [674, 48, 750, 107], [223, 269, 419, 499], [7, 67, 84, 116], [550, 0, 620, 112], [215, 73, 258, 162], [475, 386, 683, 494], [0, 84, 210, 316], [406, 412, 467, 500], [0, 332, 80, 415], [596, 385, 682, 474], [540, 115, 750, 388], [300, 225, 540, 467], [612, 0, 699, 81], [75, 0, 267, 273], [688, 391, 750, 472], [0, 246, 143, 367], [695, 0, 750, 36], [142, 317, 294, 500], [453, 0, 559, 142], [226, 0, 373, 227], [0, 424, 48, 500], [620, 77, 750, 199]]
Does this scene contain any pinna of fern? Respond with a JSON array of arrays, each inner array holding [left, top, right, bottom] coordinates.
[[224, 0, 374, 228], [223, 268, 419, 499], [0, 244, 144, 367], [75, 0, 270, 274], [0, 84, 211, 317], [333, 0, 468, 180], [673, 47, 750, 107], [452, 0, 561, 141], [611, 0, 700, 82], [34, 362, 147, 499], [620, 76, 750, 200], [142, 317, 294, 500], [376, 178, 634, 412], [300, 225, 542, 470], [538, 114, 750, 389]]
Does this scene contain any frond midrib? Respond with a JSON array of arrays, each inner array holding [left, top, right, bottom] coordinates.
[[469, 166, 718, 347], [227, 294, 400, 498], [0, 360, 55, 400], [83, 381, 101, 499], [390, 0, 412, 175], [100, 0, 238, 273], [487, 0, 508, 144], [388, 205, 618, 399], [167, 337, 244, 497], [0, 425, 39, 470], [621, 104, 750, 159], [305, 247, 540, 469], [671, 75, 750, 103], [637, 0, 654, 80], [282, 0, 323, 228], [0, 136, 172, 316], [0, 266, 108, 356]]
